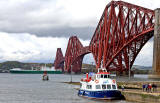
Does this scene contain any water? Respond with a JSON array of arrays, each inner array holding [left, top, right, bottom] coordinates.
[[0, 73, 142, 103]]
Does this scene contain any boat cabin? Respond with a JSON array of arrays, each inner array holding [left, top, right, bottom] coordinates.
[[78, 68, 123, 100], [80, 68, 117, 91]]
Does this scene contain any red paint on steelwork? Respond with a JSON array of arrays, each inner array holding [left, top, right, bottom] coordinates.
[[54, 48, 64, 71], [55, 1, 155, 74], [90, 1, 154, 73], [64, 36, 91, 73]]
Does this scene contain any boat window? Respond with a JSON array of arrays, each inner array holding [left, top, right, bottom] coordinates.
[[107, 84, 111, 89], [101, 74, 104, 78], [86, 85, 92, 89], [102, 84, 106, 89], [104, 75, 108, 78], [97, 75, 100, 79], [96, 85, 101, 89], [112, 85, 116, 89]]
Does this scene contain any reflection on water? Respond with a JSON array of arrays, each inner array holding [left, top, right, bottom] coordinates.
[[0, 73, 149, 103]]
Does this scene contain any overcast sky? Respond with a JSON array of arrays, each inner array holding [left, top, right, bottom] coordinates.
[[0, 0, 159, 66]]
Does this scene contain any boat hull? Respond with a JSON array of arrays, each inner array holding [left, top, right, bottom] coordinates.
[[78, 90, 124, 100], [10, 70, 62, 74]]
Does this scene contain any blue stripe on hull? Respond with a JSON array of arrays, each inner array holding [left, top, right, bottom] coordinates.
[[78, 90, 123, 100]]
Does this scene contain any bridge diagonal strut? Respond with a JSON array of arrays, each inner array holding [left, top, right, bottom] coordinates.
[[55, 1, 155, 74], [54, 48, 65, 71], [89, 1, 154, 73]]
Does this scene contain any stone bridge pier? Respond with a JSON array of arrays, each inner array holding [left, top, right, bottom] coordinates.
[[150, 8, 160, 78]]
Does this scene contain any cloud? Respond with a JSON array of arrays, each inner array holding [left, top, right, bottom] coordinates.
[[0, 0, 156, 66], [0, 0, 101, 39], [0, 0, 158, 39], [0, 32, 90, 63], [0, 31, 154, 66], [29, 27, 95, 40]]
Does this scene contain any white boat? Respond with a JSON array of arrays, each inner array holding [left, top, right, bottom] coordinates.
[[78, 68, 124, 100]]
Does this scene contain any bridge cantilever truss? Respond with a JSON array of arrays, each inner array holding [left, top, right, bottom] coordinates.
[[54, 48, 64, 71], [54, 1, 155, 74], [64, 36, 91, 73]]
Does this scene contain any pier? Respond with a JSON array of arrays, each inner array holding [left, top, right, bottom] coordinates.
[[65, 81, 160, 103], [151, 8, 160, 78], [121, 89, 160, 103]]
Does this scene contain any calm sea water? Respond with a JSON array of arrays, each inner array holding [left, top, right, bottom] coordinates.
[[0, 73, 147, 103]]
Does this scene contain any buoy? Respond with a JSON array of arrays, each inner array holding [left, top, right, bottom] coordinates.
[[95, 80, 99, 83]]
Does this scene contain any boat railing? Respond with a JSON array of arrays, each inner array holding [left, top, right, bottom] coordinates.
[[98, 68, 107, 73]]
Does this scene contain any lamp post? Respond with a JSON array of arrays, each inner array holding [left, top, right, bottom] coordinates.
[[91, 62, 94, 72], [70, 65, 72, 83], [129, 52, 131, 80]]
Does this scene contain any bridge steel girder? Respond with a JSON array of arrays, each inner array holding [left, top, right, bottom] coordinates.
[[64, 36, 91, 73], [54, 48, 64, 71], [89, 1, 154, 73], [55, 1, 155, 74]]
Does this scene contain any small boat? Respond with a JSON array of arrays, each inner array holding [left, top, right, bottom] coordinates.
[[42, 71, 49, 81], [78, 68, 124, 100]]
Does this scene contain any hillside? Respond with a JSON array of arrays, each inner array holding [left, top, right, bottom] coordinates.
[[132, 65, 152, 70], [0, 61, 152, 74], [81, 64, 152, 74], [0, 61, 53, 72]]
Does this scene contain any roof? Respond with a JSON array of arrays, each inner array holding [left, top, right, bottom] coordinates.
[[96, 72, 110, 74]]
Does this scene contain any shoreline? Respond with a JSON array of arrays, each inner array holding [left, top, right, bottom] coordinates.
[[63, 81, 160, 103]]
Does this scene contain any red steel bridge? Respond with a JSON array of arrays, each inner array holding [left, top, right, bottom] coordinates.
[[54, 1, 155, 74]]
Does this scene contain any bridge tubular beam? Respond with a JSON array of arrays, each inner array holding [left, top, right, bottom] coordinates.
[[64, 36, 91, 73], [55, 1, 155, 75], [89, 1, 154, 74]]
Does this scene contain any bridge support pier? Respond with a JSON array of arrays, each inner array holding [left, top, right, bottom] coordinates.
[[150, 8, 160, 78]]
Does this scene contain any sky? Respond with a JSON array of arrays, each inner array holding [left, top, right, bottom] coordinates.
[[0, 0, 159, 66]]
